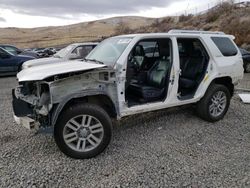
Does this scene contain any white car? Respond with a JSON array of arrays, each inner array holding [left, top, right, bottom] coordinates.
[[21, 43, 98, 69], [13, 30, 244, 159]]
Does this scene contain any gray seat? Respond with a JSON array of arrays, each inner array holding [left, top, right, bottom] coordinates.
[[179, 50, 205, 89], [129, 58, 170, 101], [132, 45, 145, 69]]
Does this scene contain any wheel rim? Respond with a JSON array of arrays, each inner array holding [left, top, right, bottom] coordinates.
[[63, 115, 104, 152], [209, 91, 227, 118]]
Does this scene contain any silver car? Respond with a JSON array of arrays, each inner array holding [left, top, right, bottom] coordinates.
[[22, 42, 98, 69]]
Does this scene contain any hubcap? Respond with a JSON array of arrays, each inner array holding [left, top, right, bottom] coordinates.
[[63, 115, 104, 152], [209, 91, 227, 117]]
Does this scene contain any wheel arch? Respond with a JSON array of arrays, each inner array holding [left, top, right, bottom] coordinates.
[[210, 76, 234, 97], [51, 91, 118, 126]]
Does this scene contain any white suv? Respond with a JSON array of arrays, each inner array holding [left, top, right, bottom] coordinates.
[[13, 30, 244, 159]]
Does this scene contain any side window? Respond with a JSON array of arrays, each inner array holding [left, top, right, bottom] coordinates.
[[82, 46, 94, 57], [72, 46, 81, 54], [178, 42, 185, 54], [177, 38, 209, 70], [138, 41, 160, 58], [72, 46, 95, 58], [177, 38, 208, 57], [3, 47, 16, 54], [128, 38, 171, 72], [0, 48, 7, 58], [211, 37, 238, 56], [72, 46, 83, 59]]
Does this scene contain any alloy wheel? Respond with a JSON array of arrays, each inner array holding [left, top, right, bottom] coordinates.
[[63, 115, 104, 152]]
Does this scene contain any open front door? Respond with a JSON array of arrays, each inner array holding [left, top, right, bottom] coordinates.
[[124, 38, 173, 108]]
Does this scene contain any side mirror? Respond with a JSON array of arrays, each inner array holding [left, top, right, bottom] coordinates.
[[69, 53, 79, 60]]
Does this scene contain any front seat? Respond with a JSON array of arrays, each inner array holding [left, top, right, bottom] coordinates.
[[179, 50, 205, 89], [129, 58, 170, 101], [132, 45, 145, 70]]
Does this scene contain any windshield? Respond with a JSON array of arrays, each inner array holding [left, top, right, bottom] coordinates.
[[86, 37, 133, 66], [54, 44, 75, 58]]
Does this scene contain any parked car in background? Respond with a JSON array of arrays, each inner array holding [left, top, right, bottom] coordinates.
[[22, 43, 98, 69], [0, 47, 34, 76], [46, 47, 57, 55], [0, 44, 38, 58], [239, 48, 250, 73], [36, 47, 57, 58]]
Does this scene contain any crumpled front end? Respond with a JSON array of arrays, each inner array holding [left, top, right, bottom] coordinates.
[[12, 81, 52, 130], [12, 66, 118, 131]]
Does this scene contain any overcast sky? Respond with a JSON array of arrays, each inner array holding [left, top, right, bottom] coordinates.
[[0, 0, 223, 28]]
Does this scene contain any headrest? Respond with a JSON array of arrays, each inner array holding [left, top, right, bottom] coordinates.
[[134, 45, 145, 56]]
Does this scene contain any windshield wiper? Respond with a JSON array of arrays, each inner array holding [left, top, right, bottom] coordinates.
[[84, 58, 104, 64]]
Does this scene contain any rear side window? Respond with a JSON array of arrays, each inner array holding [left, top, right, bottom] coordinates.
[[211, 37, 238, 56]]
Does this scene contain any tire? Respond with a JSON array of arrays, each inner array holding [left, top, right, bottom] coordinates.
[[196, 84, 231, 122], [54, 103, 112, 159], [244, 62, 250, 73]]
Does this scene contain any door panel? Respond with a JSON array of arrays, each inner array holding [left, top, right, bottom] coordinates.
[[0, 49, 16, 73]]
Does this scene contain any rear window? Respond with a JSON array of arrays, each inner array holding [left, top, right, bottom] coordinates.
[[211, 37, 238, 56]]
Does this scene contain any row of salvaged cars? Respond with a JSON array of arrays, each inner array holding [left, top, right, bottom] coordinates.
[[0, 43, 98, 76], [1, 39, 250, 77]]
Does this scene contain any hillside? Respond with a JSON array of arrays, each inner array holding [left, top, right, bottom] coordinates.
[[133, 3, 250, 48], [0, 16, 155, 48], [0, 2, 249, 48]]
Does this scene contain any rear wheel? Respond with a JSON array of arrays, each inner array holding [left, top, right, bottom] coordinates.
[[54, 103, 112, 159], [196, 84, 231, 122]]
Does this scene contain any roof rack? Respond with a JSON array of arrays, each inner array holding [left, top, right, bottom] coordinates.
[[168, 30, 225, 35]]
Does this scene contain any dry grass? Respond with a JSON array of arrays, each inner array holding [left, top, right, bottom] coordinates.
[[134, 3, 250, 47], [0, 16, 154, 48]]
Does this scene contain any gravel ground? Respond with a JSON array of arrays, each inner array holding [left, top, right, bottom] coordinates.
[[0, 75, 250, 188]]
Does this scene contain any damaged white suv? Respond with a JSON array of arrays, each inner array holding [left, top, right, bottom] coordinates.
[[13, 30, 244, 159]]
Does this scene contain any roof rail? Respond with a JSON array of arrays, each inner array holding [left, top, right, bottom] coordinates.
[[168, 30, 225, 35]]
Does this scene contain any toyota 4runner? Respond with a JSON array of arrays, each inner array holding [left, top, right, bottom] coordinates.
[[12, 30, 244, 159]]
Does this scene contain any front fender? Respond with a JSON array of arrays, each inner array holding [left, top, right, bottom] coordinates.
[[50, 89, 117, 126]]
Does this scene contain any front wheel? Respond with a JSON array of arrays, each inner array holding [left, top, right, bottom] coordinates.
[[196, 84, 231, 122], [54, 104, 112, 159]]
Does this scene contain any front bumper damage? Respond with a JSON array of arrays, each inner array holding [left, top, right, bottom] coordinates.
[[13, 115, 39, 130], [12, 87, 51, 131], [12, 89, 41, 130]]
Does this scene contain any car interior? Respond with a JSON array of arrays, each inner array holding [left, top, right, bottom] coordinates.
[[125, 38, 172, 107], [177, 38, 209, 99]]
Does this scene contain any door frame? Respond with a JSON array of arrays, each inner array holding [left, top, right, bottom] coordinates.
[[117, 36, 182, 117]]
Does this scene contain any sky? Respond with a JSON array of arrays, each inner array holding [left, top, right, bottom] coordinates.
[[0, 0, 225, 28]]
